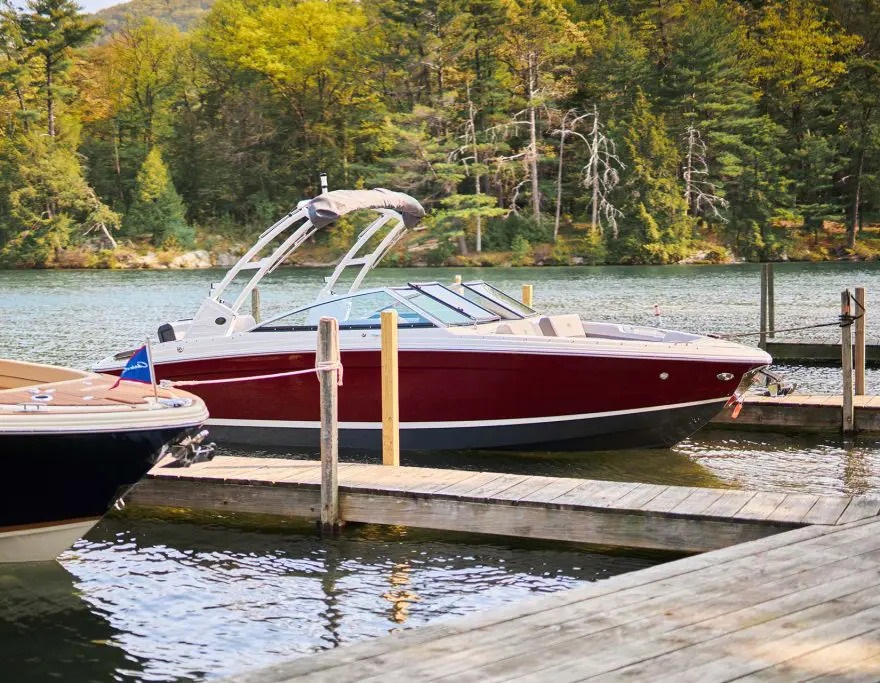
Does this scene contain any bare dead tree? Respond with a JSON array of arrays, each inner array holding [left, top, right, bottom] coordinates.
[[526, 51, 541, 223], [682, 125, 729, 221], [581, 105, 624, 238], [550, 109, 591, 240]]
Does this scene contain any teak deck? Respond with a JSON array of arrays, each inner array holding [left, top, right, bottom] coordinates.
[[129, 457, 880, 553]]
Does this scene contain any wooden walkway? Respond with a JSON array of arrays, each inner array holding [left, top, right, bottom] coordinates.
[[766, 341, 880, 365], [221, 515, 880, 683], [127, 457, 880, 553], [710, 394, 880, 432]]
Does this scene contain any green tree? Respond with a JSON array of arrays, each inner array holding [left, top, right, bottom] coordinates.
[[828, 0, 880, 247], [0, 135, 120, 266], [615, 91, 693, 264], [18, 0, 100, 138], [497, 0, 585, 220], [748, 0, 859, 228], [123, 147, 192, 247]]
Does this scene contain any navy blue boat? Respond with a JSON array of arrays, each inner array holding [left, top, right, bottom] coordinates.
[[0, 358, 210, 562]]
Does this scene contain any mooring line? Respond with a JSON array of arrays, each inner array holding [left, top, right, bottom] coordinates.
[[159, 361, 343, 388]]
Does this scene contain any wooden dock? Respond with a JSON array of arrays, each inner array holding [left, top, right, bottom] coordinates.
[[766, 341, 880, 365], [127, 457, 880, 553], [710, 393, 880, 433], [126, 457, 880, 682], [221, 515, 880, 683]]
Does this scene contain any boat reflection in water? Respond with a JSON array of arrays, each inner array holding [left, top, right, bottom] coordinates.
[[0, 561, 137, 682], [5, 517, 656, 682]]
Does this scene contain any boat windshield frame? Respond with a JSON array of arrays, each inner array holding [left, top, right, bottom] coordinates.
[[395, 282, 501, 325], [463, 281, 538, 318], [252, 284, 495, 332]]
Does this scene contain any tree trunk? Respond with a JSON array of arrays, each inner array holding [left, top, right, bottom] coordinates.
[[467, 85, 484, 252], [590, 111, 599, 231], [685, 126, 694, 216], [554, 122, 566, 241], [527, 52, 540, 223], [46, 57, 55, 138], [849, 148, 865, 249]]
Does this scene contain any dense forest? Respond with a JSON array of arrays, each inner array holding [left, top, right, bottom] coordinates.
[[0, 0, 878, 268]]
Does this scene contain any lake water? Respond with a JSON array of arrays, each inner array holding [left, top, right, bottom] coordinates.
[[3, 262, 880, 681]]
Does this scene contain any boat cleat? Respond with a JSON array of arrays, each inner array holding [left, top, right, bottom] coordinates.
[[163, 429, 216, 467]]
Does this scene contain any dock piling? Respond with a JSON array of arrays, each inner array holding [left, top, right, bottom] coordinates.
[[841, 290, 855, 435], [767, 263, 775, 338], [251, 287, 261, 324], [381, 310, 400, 466], [522, 284, 533, 307], [759, 265, 769, 349], [855, 287, 866, 396], [318, 317, 341, 533]]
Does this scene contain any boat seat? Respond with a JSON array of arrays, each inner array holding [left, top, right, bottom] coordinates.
[[495, 319, 539, 336], [539, 314, 586, 338], [232, 315, 257, 332]]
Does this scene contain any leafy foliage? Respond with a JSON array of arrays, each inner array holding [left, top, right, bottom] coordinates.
[[123, 147, 192, 246], [0, 0, 878, 266]]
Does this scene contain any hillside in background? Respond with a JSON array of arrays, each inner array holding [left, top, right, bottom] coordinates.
[[94, 0, 212, 34]]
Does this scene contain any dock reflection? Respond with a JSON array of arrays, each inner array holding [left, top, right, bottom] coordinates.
[[46, 517, 654, 681]]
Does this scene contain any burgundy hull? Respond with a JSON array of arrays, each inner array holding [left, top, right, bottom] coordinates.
[[141, 349, 760, 451]]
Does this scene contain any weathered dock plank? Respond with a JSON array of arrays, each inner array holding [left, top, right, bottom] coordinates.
[[710, 393, 880, 433], [218, 518, 880, 683], [765, 341, 880, 365], [126, 457, 877, 554]]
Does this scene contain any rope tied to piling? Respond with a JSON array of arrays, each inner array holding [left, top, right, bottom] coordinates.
[[159, 360, 344, 388], [711, 314, 864, 340]]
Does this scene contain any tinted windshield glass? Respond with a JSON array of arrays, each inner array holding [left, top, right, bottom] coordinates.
[[255, 291, 435, 330], [400, 283, 499, 323], [464, 282, 537, 317], [455, 285, 524, 320]]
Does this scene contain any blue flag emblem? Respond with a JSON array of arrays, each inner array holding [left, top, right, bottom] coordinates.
[[111, 345, 153, 388]]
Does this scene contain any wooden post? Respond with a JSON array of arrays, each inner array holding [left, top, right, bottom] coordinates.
[[318, 317, 341, 533], [855, 286, 866, 396], [759, 265, 768, 349], [381, 309, 400, 466], [453, 274, 462, 285], [522, 284, 534, 308], [841, 290, 855, 435], [251, 287, 261, 324], [767, 263, 775, 339]]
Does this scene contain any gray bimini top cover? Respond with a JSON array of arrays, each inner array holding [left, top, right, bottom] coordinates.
[[306, 188, 425, 229]]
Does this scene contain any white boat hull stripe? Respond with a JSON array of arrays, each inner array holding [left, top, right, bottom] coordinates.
[[207, 397, 727, 431]]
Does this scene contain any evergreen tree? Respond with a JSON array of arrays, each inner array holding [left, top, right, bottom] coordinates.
[[1, 135, 120, 266], [18, 0, 100, 138], [123, 147, 193, 247], [615, 91, 693, 264]]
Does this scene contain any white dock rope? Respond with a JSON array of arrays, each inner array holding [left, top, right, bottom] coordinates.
[[159, 361, 343, 388]]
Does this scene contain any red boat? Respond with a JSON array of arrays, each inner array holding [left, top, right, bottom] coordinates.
[[95, 189, 770, 451]]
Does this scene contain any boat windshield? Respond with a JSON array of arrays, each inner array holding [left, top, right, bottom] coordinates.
[[395, 283, 500, 325], [463, 281, 537, 317], [255, 291, 437, 331], [454, 283, 527, 320]]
